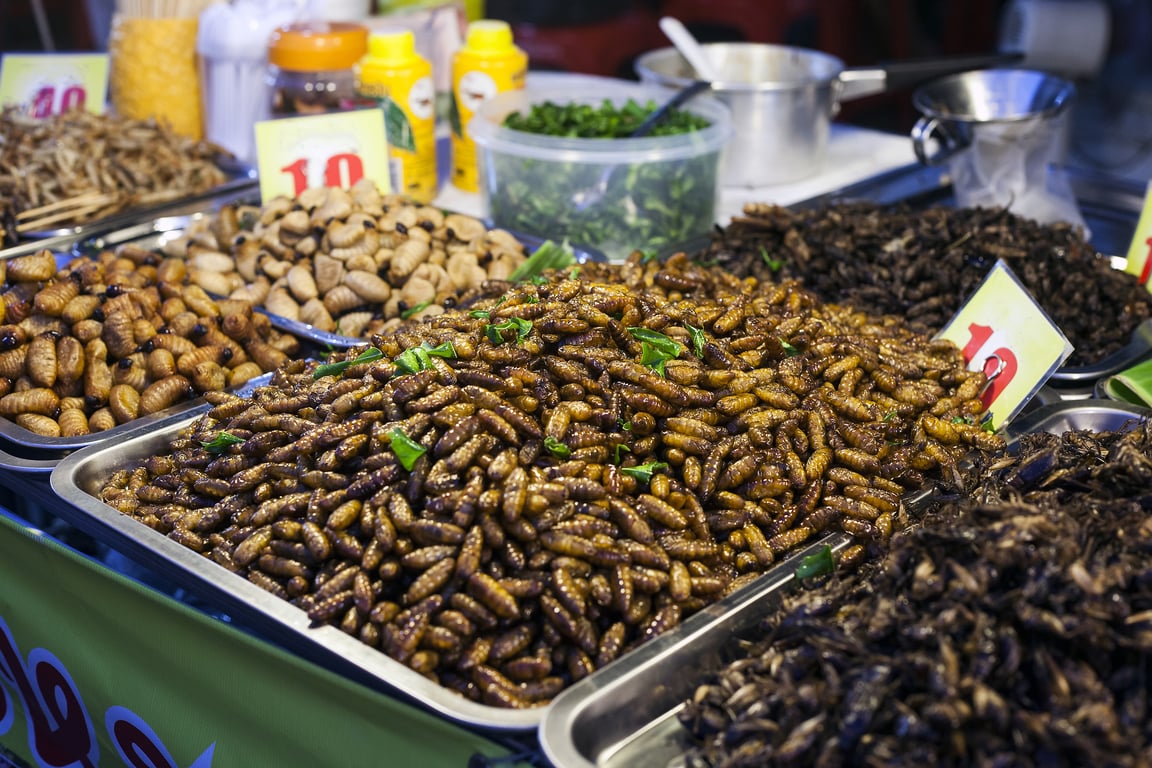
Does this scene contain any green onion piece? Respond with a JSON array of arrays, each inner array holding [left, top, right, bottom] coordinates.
[[313, 347, 383, 379], [883, 411, 897, 422], [620, 461, 667, 483], [199, 431, 244, 453], [639, 249, 659, 264], [795, 545, 834, 579], [760, 246, 783, 272], [544, 436, 570, 459], [508, 240, 576, 283], [685, 323, 706, 358], [469, 309, 491, 320], [781, 340, 800, 356], [388, 428, 426, 471], [567, 266, 581, 280], [613, 443, 631, 464], [400, 300, 432, 319], [485, 317, 533, 345]]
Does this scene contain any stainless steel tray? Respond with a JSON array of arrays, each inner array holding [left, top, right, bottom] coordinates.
[[1001, 398, 1151, 443], [50, 412, 545, 732], [539, 534, 854, 768], [78, 214, 610, 351]]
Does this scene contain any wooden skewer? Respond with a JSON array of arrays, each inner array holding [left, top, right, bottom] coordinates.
[[16, 199, 123, 232], [15, 191, 116, 221]]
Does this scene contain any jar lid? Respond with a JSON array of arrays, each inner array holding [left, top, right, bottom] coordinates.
[[269, 22, 368, 71]]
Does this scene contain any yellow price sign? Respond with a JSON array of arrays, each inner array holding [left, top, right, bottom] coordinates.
[[0, 53, 109, 117], [254, 110, 391, 203], [935, 260, 1073, 430], [1124, 180, 1152, 288]]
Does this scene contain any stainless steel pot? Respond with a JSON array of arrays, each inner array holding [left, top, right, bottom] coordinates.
[[635, 43, 1020, 188]]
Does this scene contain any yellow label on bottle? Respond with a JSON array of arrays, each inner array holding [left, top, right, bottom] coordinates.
[[359, 67, 437, 203], [450, 46, 526, 192]]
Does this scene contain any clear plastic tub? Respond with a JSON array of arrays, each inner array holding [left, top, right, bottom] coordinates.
[[468, 84, 732, 262]]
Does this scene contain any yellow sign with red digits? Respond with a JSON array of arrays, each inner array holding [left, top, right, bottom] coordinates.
[[1124, 180, 1152, 289], [0, 53, 109, 116], [254, 110, 391, 202], [935, 260, 1073, 430]]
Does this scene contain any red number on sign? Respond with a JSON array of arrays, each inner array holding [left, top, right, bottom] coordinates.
[[1139, 236, 1152, 286], [31, 86, 54, 119], [280, 157, 309, 196], [323, 152, 364, 189], [960, 322, 1017, 410], [60, 84, 85, 112], [280, 153, 365, 195]]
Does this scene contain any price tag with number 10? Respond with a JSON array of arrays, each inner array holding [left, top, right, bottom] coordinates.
[[0, 53, 109, 117], [254, 110, 391, 202], [935, 260, 1073, 431]]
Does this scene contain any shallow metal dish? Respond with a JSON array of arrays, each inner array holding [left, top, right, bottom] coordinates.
[[539, 535, 854, 767], [1001, 398, 1150, 444], [50, 412, 547, 732]]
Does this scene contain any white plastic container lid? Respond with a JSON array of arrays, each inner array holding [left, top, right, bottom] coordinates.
[[197, 0, 301, 61]]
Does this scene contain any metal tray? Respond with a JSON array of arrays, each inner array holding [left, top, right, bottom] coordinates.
[[77, 213, 610, 351], [50, 412, 546, 732], [539, 534, 854, 768], [539, 398, 1152, 767]]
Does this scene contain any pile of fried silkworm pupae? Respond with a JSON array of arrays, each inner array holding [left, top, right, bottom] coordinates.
[[680, 422, 1152, 767], [98, 252, 1001, 708]]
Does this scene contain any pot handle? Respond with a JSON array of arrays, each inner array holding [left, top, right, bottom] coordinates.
[[839, 52, 1025, 103], [911, 116, 966, 166]]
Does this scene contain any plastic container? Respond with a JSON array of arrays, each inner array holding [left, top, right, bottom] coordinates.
[[449, 19, 527, 192], [197, 0, 299, 164], [469, 84, 732, 262], [357, 29, 437, 202], [267, 21, 369, 116]]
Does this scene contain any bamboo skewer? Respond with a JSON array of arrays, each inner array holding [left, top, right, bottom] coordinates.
[[15, 191, 117, 221]]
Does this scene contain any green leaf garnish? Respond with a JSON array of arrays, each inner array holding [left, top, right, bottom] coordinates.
[[883, 411, 897, 422], [760, 246, 783, 272], [567, 266, 581, 280], [200, 431, 243, 453], [639, 342, 675, 376], [400, 300, 432, 319], [795, 545, 834, 579], [629, 327, 682, 377], [393, 341, 456, 376], [388, 428, 426, 471], [485, 317, 533, 345], [685, 323, 706, 358], [620, 461, 667, 483], [639, 249, 659, 264], [544, 436, 570, 459], [508, 240, 575, 283], [469, 309, 491, 320], [313, 347, 384, 379], [781, 340, 800, 356], [613, 443, 631, 464]]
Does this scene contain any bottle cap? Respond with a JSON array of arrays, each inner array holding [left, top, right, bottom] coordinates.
[[268, 22, 369, 71], [464, 19, 515, 54], [366, 29, 417, 64]]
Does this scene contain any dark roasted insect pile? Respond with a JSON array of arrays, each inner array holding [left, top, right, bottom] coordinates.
[[680, 420, 1152, 767], [698, 202, 1152, 366], [0, 247, 300, 436], [97, 257, 998, 708]]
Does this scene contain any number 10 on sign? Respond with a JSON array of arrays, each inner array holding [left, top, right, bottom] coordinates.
[[254, 110, 391, 202], [935, 260, 1073, 430]]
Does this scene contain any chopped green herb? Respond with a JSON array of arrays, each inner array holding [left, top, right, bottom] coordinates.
[[388, 428, 426, 471], [620, 461, 667, 484], [639, 249, 659, 264], [393, 341, 456, 376], [508, 240, 576, 283], [795, 545, 834, 579], [567, 266, 581, 280], [759, 246, 783, 272], [613, 443, 631, 464], [627, 327, 682, 357], [485, 317, 533, 345], [883, 411, 897, 422], [685, 323, 706, 358], [469, 309, 491, 320], [544, 436, 570, 459], [618, 419, 632, 432], [503, 98, 709, 138], [199, 431, 244, 453], [781, 340, 800, 356], [400, 300, 432, 319], [313, 347, 383, 379]]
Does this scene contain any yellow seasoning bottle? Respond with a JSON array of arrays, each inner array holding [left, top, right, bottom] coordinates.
[[450, 19, 527, 192], [356, 29, 437, 203]]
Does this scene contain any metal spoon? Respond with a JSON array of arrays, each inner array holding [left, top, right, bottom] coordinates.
[[570, 79, 711, 213], [658, 16, 719, 82]]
